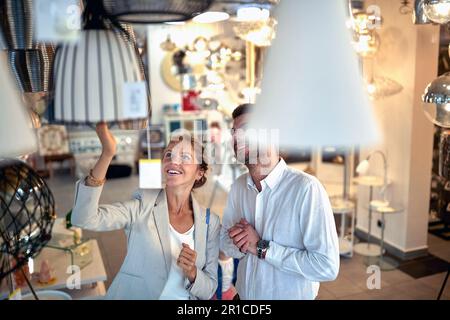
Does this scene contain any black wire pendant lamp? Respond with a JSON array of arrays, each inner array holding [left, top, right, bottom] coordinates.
[[0, 159, 55, 281], [101, 0, 213, 24]]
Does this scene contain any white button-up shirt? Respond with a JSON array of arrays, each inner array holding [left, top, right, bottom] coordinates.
[[220, 159, 340, 300]]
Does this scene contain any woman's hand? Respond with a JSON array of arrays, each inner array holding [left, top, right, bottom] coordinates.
[[85, 122, 115, 187], [96, 122, 116, 158], [177, 243, 197, 283]]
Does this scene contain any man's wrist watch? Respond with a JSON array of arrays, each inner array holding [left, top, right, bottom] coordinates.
[[256, 240, 270, 259]]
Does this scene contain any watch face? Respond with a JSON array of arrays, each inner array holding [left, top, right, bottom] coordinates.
[[258, 240, 269, 249]]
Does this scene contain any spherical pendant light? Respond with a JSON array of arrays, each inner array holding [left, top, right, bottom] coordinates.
[[422, 72, 450, 128]]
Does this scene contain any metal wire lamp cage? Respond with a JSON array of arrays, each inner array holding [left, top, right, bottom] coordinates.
[[0, 159, 55, 281]]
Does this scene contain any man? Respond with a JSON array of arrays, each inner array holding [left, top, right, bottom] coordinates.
[[220, 103, 340, 300]]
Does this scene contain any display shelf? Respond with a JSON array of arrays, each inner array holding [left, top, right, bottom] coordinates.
[[330, 196, 356, 257], [0, 239, 107, 300], [363, 203, 404, 271], [353, 175, 387, 187]]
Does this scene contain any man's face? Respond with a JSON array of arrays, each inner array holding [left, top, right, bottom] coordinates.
[[231, 114, 251, 164]]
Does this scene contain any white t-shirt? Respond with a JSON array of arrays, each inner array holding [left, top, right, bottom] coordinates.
[[159, 223, 195, 300]]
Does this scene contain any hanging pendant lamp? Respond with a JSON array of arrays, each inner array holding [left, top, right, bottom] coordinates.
[[52, 29, 149, 125], [0, 52, 37, 157], [0, 0, 35, 50], [7, 44, 56, 93], [101, 0, 213, 24], [248, 0, 380, 148]]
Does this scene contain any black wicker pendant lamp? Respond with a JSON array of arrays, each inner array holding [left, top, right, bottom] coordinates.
[[0, 0, 35, 50], [101, 0, 213, 24], [0, 1, 55, 93]]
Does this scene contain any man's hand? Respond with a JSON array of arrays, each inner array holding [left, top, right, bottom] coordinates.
[[228, 219, 261, 256], [177, 243, 197, 283], [228, 223, 249, 253]]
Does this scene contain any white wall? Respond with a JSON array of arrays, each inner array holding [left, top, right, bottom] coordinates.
[[356, 0, 439, 255]]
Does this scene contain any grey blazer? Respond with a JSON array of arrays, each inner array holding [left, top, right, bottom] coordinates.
[[71, 180, 220, 300]]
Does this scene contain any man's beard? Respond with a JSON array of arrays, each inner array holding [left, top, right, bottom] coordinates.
[[234, 143, 258, 165]]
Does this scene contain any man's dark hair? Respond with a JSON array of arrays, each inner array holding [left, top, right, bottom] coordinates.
[[232, 103, 254, 120]]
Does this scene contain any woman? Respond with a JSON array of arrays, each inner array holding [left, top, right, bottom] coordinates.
[[71, 123, 220, 300]]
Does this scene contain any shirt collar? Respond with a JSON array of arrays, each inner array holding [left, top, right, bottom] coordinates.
[[246, 158, 287, 191]]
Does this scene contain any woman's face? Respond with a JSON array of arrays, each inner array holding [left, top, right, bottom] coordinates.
[[162, 140, 204, 189]]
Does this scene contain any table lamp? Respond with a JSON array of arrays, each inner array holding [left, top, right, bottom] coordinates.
[[356, 150, 390, 208]]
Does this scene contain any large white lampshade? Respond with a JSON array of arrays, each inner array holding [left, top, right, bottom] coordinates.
[[0, 52, 37, 157], [53, 30, 149, 125], [248, 0, 380, 148]]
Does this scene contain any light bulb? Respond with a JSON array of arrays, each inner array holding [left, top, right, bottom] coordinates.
[[352, 31, 380, 57], [423, 72, 450, 127], [423, 0, 450, 24]]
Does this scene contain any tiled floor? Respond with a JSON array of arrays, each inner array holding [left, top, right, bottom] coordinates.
[[47, 172, 450, 300]]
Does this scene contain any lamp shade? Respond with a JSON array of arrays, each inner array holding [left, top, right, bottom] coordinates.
[[0, 0, 35, 50], [0, 52, 37, 157], [7, 45, 55, 93], [101, 0, 213, 24], [356, 159, 370, 174], [52, 30, 150, 125], [248, 0, 379, 148]]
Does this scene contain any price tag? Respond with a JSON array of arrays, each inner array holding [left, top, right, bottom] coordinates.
[[34, 0, 81, 43], [139, 159, 162, 189], [123, 81, 148, 119]]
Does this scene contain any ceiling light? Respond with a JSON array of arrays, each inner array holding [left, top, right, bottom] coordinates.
[[193, 11, 229, 23], [423, 0, 450, 23], [101, 0, 212, 24], [52, 30, 149, 126], [422, 72, 450, 127], [165, 21, 186, 25], [366, 76, 403, 100], [248, 0, 379, 148], [236, 7, 270, 21], [233, 18, 277, 47], [352, 32, 380, 57]]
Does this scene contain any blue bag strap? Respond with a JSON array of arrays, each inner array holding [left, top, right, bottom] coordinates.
[[206, 207, 211, 225], [205, 207, 211, 240]]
